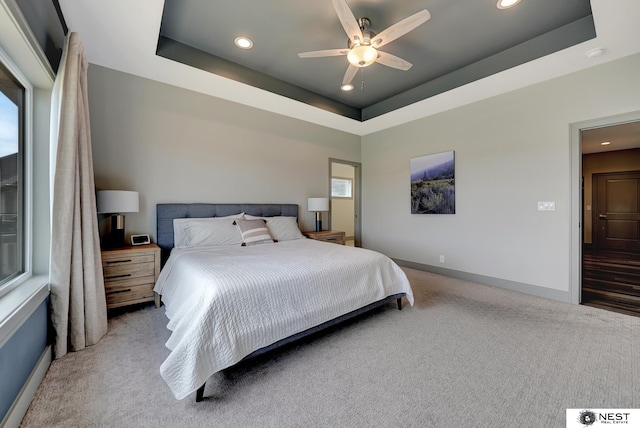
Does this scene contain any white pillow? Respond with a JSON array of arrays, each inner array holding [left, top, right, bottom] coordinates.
[[245, 215, 305, 241], [173, 213, 244, 248]]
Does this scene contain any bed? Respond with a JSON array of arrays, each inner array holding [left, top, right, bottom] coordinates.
[[154, 203, 414, 401]]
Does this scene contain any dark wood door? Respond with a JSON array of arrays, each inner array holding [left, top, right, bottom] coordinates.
[[595, 171, 640, 250]]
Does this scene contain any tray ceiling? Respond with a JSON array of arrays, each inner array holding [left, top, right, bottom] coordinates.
[[56, 0, 640, 135], [158, 0, 595, 121]]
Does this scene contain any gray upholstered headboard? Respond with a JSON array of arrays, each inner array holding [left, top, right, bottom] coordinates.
[[156, 203, 299, 263]]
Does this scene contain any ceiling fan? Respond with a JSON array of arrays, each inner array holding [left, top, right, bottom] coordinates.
[[298, 0, 431, 91]]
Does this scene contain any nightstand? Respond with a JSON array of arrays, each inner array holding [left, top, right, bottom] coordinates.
[[101, 243, 161, 310], [303, 230, 346, 245]]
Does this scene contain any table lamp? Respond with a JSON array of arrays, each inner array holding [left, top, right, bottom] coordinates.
[[308, 197, 329, 232], [97, 190, 139, 248]]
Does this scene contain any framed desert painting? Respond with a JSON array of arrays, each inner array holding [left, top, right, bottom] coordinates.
[[410, 151, 455, 214]]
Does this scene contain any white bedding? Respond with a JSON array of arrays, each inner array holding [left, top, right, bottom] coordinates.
[[154, 239, 413, 400]]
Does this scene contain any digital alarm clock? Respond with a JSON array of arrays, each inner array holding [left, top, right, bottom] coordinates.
[[131, 234, 151, 246]]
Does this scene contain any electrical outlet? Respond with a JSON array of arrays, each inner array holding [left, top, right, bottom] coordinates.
[[439, 255, 445, 263]]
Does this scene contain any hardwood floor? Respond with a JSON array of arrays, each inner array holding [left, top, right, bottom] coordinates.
[[582, 247, 640, 317]]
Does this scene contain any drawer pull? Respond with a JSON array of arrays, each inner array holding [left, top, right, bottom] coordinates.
[[106, 273, 132, 280], [106, 259, 132, 264], [108, 288, 132, 295]]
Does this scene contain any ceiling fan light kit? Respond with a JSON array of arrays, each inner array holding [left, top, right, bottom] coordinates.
[[298, 0, 431, 91], [347, 44, 378, 67]]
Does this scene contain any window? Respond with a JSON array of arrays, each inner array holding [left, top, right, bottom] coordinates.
[[0, 59, 25, 291], [331, 177, 353, 199]]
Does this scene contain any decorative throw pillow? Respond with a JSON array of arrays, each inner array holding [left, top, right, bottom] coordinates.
[[245, 215, 304, 241], [234, 219, 274, 246]]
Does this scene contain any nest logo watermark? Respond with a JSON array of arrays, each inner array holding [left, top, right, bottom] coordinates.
[[567, 409, 639, 427]]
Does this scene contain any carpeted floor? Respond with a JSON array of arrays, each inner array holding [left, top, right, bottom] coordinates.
[[20, 268, 639, 427]]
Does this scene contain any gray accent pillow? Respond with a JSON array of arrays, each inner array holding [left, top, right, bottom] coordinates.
[[244, 215, 305, 241], [234, 219, 274, 246]]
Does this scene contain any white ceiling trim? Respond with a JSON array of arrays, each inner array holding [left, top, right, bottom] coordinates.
[[58, 0, 640, 136]]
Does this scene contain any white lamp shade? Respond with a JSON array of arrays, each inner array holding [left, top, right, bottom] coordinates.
[[97, 190, 139, 214], [308, 197, 329, 212]]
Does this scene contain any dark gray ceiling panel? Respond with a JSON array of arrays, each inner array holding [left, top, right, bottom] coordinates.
[[157, 37, 362, 121], [363, 15, 596, 120], [157, 0, 594, 122]]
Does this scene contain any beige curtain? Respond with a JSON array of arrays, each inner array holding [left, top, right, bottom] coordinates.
[[50, 32, 107, 359]]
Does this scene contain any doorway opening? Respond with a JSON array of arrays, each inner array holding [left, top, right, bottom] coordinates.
[[576, 117, 640, 316], [329, 159, 361, 247]]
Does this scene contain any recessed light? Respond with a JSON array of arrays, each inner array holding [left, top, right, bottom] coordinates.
[[601, 141, 611, 146], [341, 83, 354, 92], [497, 0, 522, 9], [234, 37, 253, 49]]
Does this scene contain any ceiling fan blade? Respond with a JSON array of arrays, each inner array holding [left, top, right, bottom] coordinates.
[[371, 9, 431, 48], [332, 0, 364, 44], [298, 49, 350, 58], [376, 51, 413, 71], [342, 64, 359, 85]]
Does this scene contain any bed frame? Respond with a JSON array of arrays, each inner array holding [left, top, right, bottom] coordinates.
[[156, 203, 405, 402]]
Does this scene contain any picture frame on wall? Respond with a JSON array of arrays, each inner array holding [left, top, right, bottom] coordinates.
[[410, 151, 455, 214]]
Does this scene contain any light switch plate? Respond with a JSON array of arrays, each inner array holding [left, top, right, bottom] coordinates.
[[538, 201, 556, 211]]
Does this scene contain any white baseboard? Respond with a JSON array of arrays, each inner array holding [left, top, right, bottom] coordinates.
[[394, 258, 571, 303], [1, 345, 51, 428]]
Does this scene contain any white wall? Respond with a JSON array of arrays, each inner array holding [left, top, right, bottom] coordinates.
[[87, 54, 640, 299], [87, 65, 361, 239], [361, 53, 640, 298]]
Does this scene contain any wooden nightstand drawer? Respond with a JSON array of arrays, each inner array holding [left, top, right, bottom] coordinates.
[[102, 253, 155, 267], [103, 262, 155, 282], [303, 230, 346, 245], [105, 283, 156, 308], [104, 274, 155, 292], [101, 243, 160, 310]]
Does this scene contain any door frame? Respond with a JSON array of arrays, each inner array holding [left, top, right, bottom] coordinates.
[[329, 158, 362, 246], [570, 110, 640, 304]]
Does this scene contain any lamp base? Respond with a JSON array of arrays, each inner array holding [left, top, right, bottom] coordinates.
[[315, 212, 322, 232], [103, 214, 126, 249]]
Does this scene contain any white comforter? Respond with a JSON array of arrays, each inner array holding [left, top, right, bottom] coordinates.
[[154, 239, 413, 400]]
